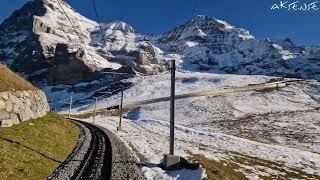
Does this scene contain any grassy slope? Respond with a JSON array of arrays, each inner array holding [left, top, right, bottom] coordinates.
[[0, 112, 79, 180], [0, 64, 36, 92]]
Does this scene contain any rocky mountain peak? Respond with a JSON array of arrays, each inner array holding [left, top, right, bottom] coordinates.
[[103, 21, 135, 34], [267, 38, 305, 54], [189, 15, 234, 31], [158, 15, 254, 43], [0, 0, 107, 85], [0, 0, 44, 33]]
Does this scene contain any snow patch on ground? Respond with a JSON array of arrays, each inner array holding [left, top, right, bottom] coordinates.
[[72, 73, 320, 179]]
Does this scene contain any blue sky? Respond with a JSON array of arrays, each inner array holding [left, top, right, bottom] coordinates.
[[1, 0, 320, 45]]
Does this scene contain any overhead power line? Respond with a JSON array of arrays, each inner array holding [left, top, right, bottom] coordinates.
[[91, 0, 107, 44], [91, 0, 102, 29], [56, 0, 95, 62], [89, 0, 131, 74], [192, 0, 198, 18]]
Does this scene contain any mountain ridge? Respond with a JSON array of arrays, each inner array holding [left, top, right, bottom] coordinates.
[[0, 0, 319, 88]]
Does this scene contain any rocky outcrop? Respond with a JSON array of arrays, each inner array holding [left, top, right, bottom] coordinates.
[[0, 90, 50, 127], [46, 43, 101, 85], [0, 0, 47, 73], [89, 21, 167, 75], [0, 0, 104, 86]]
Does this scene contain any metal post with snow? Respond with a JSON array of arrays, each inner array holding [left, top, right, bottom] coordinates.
[[68, 96, 73, 118], [93, 97, 98, 124], [163, 59, 181, 170], [117, 86, 124, 131], [170, 59, 176, 155]]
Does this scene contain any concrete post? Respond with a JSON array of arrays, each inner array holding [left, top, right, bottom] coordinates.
[[53, 97, 57, 112], [117, 86, 124, 131], [51, 98, 55, 112], [93, 97, 97, 124], [68, 96, 73, 118]]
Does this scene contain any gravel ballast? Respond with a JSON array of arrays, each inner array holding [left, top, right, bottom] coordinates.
[[48, 121, 92, 180], [48, 120, 144, 180], [95, 125, 145, 180]]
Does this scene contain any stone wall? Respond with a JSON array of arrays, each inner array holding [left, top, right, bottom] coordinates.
[[0, 90, 50, 127]]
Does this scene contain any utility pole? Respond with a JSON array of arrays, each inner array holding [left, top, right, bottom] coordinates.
[[163, 60, 180, 170], [192, 0, 198, 18], [93, 97, 97, 124], [117, 86, 124, 131], [51, 98, 55, 112], [68, 96, 73, 118], [170, 60, 176, 155], [53, 97, 57, 112]]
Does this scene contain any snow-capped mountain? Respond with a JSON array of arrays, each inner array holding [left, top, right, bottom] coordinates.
[[89, 21, 166, 75], [0, 0, 166, 86], [0, 0, 319, 88], [154, 15, 319, 80], [0, 0, 100, 85]]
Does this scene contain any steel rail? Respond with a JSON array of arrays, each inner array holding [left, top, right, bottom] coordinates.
[[69, 120, 112, 180], [73, 124, 97, 180]]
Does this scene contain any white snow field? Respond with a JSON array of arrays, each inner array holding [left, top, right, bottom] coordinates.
[[73, 72, 320, 179]]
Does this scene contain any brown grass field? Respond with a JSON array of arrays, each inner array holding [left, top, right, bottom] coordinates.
[[0, 64, 36, 92]]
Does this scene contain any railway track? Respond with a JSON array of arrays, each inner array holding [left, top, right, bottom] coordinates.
[[71, 120, 112, 180], [48, 120, 112, 180], [48, 119, 144, 180]]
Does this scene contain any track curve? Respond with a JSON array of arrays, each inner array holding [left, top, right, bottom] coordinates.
[[48, 120, 112, 180], [71, 120, 112, 180], [48, 119, 144, 180]]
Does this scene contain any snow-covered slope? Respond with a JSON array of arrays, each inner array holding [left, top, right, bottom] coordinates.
[[74, 73, 320, 179]]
